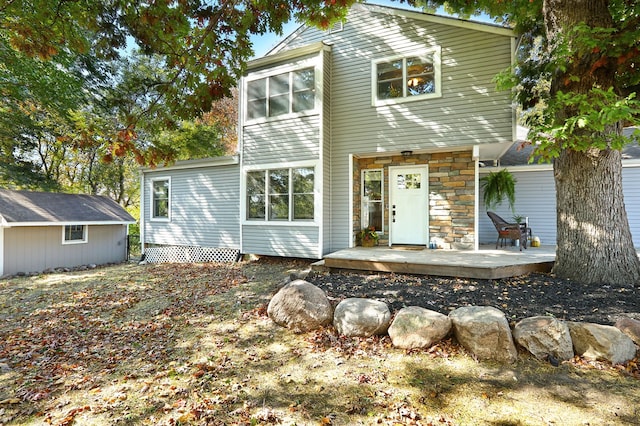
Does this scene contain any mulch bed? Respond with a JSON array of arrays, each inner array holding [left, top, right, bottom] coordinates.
[[306, 270, 640, 325]]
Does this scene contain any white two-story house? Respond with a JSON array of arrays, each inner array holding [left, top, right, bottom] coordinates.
[[140, 3, 516, 261]]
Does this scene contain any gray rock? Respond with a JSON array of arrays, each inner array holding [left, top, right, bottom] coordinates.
[[333, 298, 391, 337], [449, 306, 518, 363], [388, 306, 451, 349], [513, 316, 574, 361], [615, 317, 640, 346], [568, 321, 637, 365], [267, 280, 333, 333]]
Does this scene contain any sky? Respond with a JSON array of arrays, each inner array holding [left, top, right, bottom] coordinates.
[[250, 0, 495, 58]]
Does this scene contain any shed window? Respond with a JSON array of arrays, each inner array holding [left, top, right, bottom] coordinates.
[[62, 225, 87, 244], [372, 47, 441, 106], [151, 177, 170, 220]]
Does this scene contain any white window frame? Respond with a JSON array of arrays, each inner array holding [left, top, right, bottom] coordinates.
[[242, 161, 318, 226], [62, 224, 88, 245], [361, 168, 385, 234], [244, 61, 319, 124], [371, 46, 442, 107], [150, 176, 171, 222]]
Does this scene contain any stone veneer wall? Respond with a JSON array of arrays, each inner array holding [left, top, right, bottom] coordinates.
[[354, 151, 475, 249]]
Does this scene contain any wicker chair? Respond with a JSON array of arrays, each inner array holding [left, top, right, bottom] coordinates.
[[487, 211, 531, 251]]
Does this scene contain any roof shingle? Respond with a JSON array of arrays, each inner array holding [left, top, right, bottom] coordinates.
[[0, 189, 135, 224]]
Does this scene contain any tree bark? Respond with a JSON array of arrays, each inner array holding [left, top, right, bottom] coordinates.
[[544, 0, 640, 285]]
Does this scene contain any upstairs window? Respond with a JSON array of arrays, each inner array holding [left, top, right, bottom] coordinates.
[[62, 225, 87, 244], [246, 67, 316, 120], [372, 47, 441, 106]]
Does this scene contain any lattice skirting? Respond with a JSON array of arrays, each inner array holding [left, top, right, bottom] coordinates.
[[144, 246, 241, 264]]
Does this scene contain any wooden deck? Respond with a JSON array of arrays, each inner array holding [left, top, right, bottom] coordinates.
[[316, 245, 556, 279]]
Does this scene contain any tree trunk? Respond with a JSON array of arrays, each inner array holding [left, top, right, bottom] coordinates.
[[553, 148, 640, 285], [544, 0, 640, 285]]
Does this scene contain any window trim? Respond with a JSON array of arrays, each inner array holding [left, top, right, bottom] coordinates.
[[243, 161, 318, 225], [61, 224, 88, 245], [150, 176, 171, 222], [371, 46, 442, 107], [244, 62, 318, 124], [361, 168, 385, 234]]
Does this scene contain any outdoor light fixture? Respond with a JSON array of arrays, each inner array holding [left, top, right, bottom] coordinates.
[[401, 150, 413, 157]]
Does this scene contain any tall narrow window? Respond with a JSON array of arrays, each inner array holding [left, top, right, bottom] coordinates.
[[247, 171, 266, 220], [362, 170, 383, 231], [292, 167, 314, 220], [269, 73, 290, 117], [269, 169, 289, 220], [247, 78, 267, 120], [292, 68, 315, 112], [151, 178, 170, 220]]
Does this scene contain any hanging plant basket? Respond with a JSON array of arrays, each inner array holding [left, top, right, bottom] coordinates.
[[480, 169, 517, 211]]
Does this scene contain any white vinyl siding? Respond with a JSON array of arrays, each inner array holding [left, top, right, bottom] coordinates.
[[143, 164, 240, 249], [242, 225, 320, 258], [243, 115, 321, 166]]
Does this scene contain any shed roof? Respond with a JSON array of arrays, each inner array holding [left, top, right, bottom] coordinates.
[[0, 189, 135, 226]]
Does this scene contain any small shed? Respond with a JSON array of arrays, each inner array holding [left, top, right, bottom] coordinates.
[[0, 189, 136, 276]]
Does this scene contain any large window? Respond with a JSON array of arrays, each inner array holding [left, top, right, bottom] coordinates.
[[151, 178, 170, 220], [62, 225, 87, 244], [362, 170, 383, 232], [372, 47, 441, 105], [246, 67, 316, 120], [246, 167, 315, 222]]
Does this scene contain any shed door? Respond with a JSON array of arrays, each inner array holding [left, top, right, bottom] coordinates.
[[389, 166, 428, 245]]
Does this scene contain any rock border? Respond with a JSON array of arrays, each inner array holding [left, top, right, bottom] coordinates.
[[268, 278, 640, 366]]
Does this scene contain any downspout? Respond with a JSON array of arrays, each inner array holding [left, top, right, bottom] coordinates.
[[0, 226, 4, 276], [238, 76, 245, 255], [139, 170, 145, 256], [473, 145, 480, 251]]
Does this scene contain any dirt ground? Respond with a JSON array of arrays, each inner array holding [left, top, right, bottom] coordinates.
[[307, 269, 640, 325], [0, 257, 639, 426]]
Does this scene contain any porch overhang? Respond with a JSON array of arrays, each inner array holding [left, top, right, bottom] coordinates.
[[474, 142, 514, 162]]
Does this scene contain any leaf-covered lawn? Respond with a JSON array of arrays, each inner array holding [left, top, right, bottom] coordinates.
[[1, 259, 639, 425]]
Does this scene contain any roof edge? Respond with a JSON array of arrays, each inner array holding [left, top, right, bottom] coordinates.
[[248, 42, 330, 71], [141, 155, 239, 173], [2, 220, 136, 228], [363, 3, 514, 37]]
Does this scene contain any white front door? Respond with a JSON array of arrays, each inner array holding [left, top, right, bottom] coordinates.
[[389, 166, 428, 245]]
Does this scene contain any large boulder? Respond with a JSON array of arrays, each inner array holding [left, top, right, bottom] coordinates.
[[267, 280, 333, 333], [513, 316, 574, 361], [568, 322, 637, 365], [615, 317, 640, 346], [333, 298, 391, 337], [449, 306, 518, 363], [388, 306, 451, 349]]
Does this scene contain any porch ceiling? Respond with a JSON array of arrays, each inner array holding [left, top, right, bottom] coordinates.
[[476, 142, 514, 161]]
